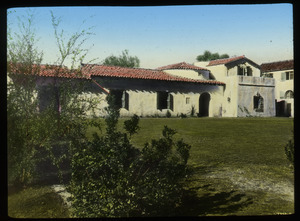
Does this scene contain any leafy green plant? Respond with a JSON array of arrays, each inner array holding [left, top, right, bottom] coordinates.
[[7, 10, 96, 187], [285, 130, 294, 167], [180, 113, 187, 118], [190, 105, 196, 117], [69, 94, 191, 217], [166, 110, 172, 118]]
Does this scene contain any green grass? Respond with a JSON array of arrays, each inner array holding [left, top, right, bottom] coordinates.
[[8, 186, 70, 218], [87, 117, 294, 215], [8, 117, 293, 217]]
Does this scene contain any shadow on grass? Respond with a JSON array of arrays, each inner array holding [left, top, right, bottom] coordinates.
[[174, 188, 253, 216], [172, 165, 254, 216]]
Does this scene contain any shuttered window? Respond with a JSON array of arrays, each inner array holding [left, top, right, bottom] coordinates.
[[281, 72, 286, 81], [122, 91, 129, 110], [157, 91, 173, 111]]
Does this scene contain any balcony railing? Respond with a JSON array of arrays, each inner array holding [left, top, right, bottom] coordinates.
[[238, 76, 275, 86]]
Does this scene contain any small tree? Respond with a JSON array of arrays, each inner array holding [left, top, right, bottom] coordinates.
[[7, 10, 97, 186], [102, 49, 140, 68], [7, 10, 44, 186], [196, 50, 229, 61]]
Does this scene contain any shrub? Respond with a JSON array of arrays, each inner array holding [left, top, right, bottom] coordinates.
[[166, 110, 172, 118], [190, 105, 196, 117], [180, 113, 187, 118], [69, 94, 191, 217], [285, 131, 294, 167]]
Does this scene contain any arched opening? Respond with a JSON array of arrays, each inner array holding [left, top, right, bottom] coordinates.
[[199, 92, 210, 117], [253, 92, 264, 112], [285, 90, 294, 99]]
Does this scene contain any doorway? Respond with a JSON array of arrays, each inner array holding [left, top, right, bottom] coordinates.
[[199, 92, 210, 117]]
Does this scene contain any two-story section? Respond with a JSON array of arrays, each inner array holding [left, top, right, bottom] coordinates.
[[195, 56, 276, 117], [261, 60, 294, 117]]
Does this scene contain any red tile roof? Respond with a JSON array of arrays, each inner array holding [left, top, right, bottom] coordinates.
[[8, 63, 225, 85], [83, 64, 225, 85], [156, 62, 209, 71], [207, 55, 246, 66], [260, 60, 294, 72], [8, 63, 90, 79]]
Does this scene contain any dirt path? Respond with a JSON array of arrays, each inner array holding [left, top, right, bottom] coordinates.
[[204, 167, 294, 202], [51, 185, 72, 208]]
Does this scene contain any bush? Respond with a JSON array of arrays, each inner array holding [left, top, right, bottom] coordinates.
[[69, 95, 191, 217], [285, 131, 294, 167], [180, 113, 187, 118], [190, 105, 196, 117], [166, 110, 172, 118]]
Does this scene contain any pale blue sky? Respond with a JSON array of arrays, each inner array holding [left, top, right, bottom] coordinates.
[[7, 4, 293, 68]]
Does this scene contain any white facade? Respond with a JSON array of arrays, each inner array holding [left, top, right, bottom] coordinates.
[[15, 56, 293, 118], [194, 56, 276, 117], [261, 60, 294, 117]]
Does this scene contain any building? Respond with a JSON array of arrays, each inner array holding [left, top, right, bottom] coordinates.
[[9, 55, 282, 118], [76, 63, 226, 117], [261, 60, 294, 117], [194, 56, 276, 117], [9, 62, 225, 118]]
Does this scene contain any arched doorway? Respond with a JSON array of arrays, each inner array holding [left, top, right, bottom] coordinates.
[[199, 92, 210, 117]]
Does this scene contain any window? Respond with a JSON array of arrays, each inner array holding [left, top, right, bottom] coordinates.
[[253, 93, 264, 112], [281, 71, 294, 81], [157, 91, 173, 111], [264, 73, 273, 78], [186, 97, 190, 104], [110, 90, 129, 110], [286, 71, 294, 80], [238, 66, 244, 76], [285, 90, 294, 99], [122, 91, 129, 110], [246, 66, 253, 76], [237, 65, 252, 76]]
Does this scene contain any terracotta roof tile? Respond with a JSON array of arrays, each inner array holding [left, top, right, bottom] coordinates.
[[156, 62, 209, 71], [8, 63, 225, 85], [9, 63, 90, 79], [83, 64, 225, 85], [207, 55, 246, 66], [260, 60, 294, 72]]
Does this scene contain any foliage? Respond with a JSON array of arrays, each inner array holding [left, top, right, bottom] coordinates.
[[7, 11, 44, 186], [196, 50, 229, 61], [284, 130, 294, 167], [166, 110, 172, 118], [69, 94, 191, 217], [123, 114, 140, 137], [190, 105, 196, 117], [180, 113, 187, 118], [7, 10, 96, 187], [102, 49, 140, 68]]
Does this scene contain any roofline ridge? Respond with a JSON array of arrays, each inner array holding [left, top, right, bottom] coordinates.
[[157, 61, 209, 70], [86, 63, 162, 72], [261, 59, 294, 65]]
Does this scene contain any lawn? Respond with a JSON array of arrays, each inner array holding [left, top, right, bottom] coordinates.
[[8, 117, 294, 217], [8, 186, 70, 218], [88, 117, 294, 215]]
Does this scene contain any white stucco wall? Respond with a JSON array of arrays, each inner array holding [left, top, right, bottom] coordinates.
[[78, 91, 108, 117], [262, 69, 294, 117], [236, 76, 275, 117], [115, 88, 224, 118], [162, 69, 209, 80], [194, 61, 275, 117], [264, 69, 294, 100]]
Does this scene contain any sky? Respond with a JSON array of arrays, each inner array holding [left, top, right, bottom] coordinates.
[[7, 4, 293, 69]]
